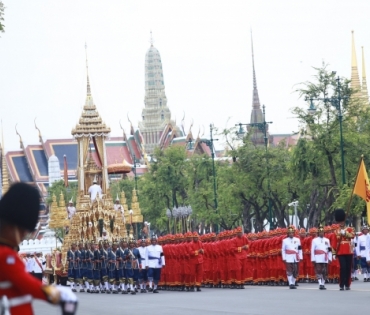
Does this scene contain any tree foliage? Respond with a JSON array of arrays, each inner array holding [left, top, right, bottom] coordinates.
[[110, 64, 370, 233], [46, 180, 78, 206], [0, 1, 4, 34]]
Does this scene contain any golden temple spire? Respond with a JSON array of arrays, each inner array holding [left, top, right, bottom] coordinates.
[[71, 46, 110, 137], [85, 43, 91, 96], [127, 113, 135, 136], [34, 117, 43, 143], [1, 145, 9, 196], [351, 31, 362, 99], [119, 120, 128, 142], [15, 124, 25, 151], [1, 123, 9, 196], [362, 46, 369, 105]]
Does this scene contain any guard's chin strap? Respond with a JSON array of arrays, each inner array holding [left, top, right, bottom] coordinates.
[[14, 226, 22, 247], [0, 236, 19, 251], [0, 223, 21, 252]]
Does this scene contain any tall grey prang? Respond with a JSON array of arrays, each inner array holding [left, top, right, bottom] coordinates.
[[138, 32, 176, 154]]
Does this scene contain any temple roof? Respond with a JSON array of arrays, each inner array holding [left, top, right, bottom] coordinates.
[[24, 145, 48, 181], [6, 151, 33, 183], [3, 133, 148, 196]]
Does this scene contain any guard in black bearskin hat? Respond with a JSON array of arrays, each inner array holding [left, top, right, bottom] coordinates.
[[331, 209, 355, 290], [0, 183, 78, 315]]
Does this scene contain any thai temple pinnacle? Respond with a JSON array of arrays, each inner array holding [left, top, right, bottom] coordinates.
[[138, 33, 181, 154], [350, 30, 369, 106], [247, 33, 269, 146]]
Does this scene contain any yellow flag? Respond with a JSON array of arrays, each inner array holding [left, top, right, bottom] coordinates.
[[353, 157, 370, 224]]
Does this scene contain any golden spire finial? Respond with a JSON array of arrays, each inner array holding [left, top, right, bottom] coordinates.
[[15, 124, 24, 151], [127, 113, 135, 136], [200, 125, 205, 138], [1, 121, 9, 195], [188, 119, 194, 136], [362, 46, 369, 104], [119, 120, 128, 142], [351, 30, 361, 99], [1, 119, 4, 151], [34, 117, 43, 143], [85, 42, 91, 96]]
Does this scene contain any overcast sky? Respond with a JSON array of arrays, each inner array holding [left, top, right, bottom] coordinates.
[[0, 0, 369, 151]]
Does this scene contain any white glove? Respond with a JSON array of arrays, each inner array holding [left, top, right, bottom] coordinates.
[[56, 285, 77, 302], [341, 229, 345, 235]]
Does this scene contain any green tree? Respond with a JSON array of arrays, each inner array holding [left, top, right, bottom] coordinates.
[[292, 63, 370, 227], [227, 136, 296, 232], [109, 178, 136, 206], [0, 1, 4, 34], [46, 180, 78, 205], [139, 146, 189, 232]]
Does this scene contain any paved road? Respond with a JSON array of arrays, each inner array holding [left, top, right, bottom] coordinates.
[[33, 281, 370, 315]]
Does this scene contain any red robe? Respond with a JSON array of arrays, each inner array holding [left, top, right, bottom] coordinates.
[[230, 235, 249, 284], [188, 240, 204, 286]]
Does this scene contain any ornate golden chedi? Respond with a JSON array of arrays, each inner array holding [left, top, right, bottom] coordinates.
[[48, 192, 69, 229]]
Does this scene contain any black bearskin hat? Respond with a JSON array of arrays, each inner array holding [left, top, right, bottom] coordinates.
[[0, 182, 40, 231], [334, 208, 346, 223]]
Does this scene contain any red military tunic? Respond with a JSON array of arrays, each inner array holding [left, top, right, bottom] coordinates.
[[331, 227, 355, 255], [0, 245, 48, 315]]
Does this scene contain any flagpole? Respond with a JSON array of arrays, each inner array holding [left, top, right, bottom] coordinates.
[[345, 155, 364, 215], [63, 155, 69, 188]]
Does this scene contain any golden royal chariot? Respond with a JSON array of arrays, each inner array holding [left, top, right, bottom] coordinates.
[[45, 79, 144, 284]]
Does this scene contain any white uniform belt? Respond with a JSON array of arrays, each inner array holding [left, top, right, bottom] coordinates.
[[9, 295, 32, 307], [0, 282, 12, 289], [1, 295, 32, 308]]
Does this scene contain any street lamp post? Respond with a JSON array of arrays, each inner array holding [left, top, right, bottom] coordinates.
[[306, 75, 347, 185], [288, 201, 299, 228], [166, 208, 172, 234], [201, 124, 219, 232], [131, 155, 140, 192], [236, 105, 274, 229]]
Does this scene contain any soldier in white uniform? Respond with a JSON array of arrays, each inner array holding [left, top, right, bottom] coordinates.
[[25, 253, 33, 273], [27, 253, 36, 274], [311, 225, 332, 290], [138, 239, 148, 293], [67, 198, 76, 219], [33, 252, 45, 281], [145, 235, 165, 293], [357, 225, 370, 281], [88, 176, 102, 201], [282, 225, 303, 289]]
